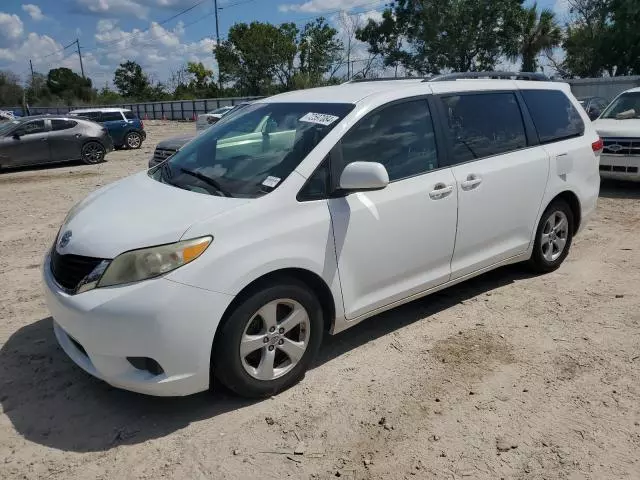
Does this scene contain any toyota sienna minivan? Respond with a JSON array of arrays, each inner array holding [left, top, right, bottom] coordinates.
[[43, 74, 601, 398]]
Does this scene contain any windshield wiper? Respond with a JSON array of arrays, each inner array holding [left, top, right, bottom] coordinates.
[[179, 168, 232, 197]]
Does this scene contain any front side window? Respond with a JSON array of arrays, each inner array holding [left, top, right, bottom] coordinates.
[[15, 120, 46, 136], [340, 99, 438, 182], [150, 102, 354, 198], [521, 90, 585, 142], [600, 92, 640, 120], [441, 92, 527, 164]]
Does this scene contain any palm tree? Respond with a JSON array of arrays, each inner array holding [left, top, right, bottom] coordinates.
[[513, 3, 562, 72]]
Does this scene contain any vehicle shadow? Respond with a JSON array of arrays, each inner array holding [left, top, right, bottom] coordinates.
[[599, 179, 640, 199], [0, 265, 532, 453], [0, 160, 86, 175]]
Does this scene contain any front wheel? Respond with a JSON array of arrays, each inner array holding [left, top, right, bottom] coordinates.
[[213, 279, 324, 398], [528, 199, 574, 273], [125, 131, 142, 149], [81, 142, 106, 164]]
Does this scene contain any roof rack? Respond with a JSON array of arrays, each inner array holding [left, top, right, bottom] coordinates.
[[344, 76, 431, 84], [425, 71, 550, 82]]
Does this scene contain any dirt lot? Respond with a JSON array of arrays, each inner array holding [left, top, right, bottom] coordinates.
[[1, 121, 639, 480]]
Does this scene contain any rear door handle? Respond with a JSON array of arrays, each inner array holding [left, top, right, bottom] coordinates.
[[429, 183, 454, 200], [461, 174, 482, 190]]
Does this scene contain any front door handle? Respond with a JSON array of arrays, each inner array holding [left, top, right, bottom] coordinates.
[[429, 183, 454, 199], [461, 174, 482, 190]]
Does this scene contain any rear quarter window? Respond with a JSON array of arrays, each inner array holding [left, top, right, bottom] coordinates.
[[124, 111, 138, 120], [521, 90, 585, 144]]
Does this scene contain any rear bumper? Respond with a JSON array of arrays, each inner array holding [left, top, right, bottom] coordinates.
[[599, 154, 640, 182]]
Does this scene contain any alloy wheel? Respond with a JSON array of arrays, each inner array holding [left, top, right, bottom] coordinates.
[[82, 143, 104, 163], [240, 299, 310, 381], [127, 133, 141, 148], [541, 210, 569, 262]]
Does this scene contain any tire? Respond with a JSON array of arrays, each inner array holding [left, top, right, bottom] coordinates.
[[125, 131, 142, 149], [213, 278, 324, 398], [528, 199, 574, 273], [81, 142, 106, 165]]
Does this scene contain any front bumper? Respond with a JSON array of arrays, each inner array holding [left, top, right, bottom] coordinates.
[[599, 154, 640, 181], [43, 254, 234, 396]]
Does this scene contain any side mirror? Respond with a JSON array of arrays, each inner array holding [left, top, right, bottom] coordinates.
[[12, 132, 21, 140], [263, 118, 278, 135], [339, 162, 389, 192]]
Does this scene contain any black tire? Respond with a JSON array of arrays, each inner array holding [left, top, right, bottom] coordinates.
[[213, 278, 324, 398], [125, 131, 142, 149], [528, 199, 574, 273], [81, 141, 106, 165]]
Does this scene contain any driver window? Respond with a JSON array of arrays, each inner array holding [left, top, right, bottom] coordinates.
[[15, 120, 46, 136], [340, 99, 438, 182]]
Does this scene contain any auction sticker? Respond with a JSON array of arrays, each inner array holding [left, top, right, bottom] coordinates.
[[299, 112, 340, 126], [262, 175, 281, 188]]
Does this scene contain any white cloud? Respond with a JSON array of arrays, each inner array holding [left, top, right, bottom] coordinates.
[[22, 4, 46, 21], [279, 0, 383, 14], [0, 13, 24, 48], [72, 0, 149, 20], [553, 0, 570, 21]]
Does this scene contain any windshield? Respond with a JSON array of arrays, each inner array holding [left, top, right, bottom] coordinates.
[[0, 119, 21, 136], [150, 102, 353, 198], [601, 92, 640, 119]]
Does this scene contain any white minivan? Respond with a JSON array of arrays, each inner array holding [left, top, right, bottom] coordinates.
[[43, 74, 601, 398]]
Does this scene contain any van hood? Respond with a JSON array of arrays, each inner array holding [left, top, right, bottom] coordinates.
[[592, 118, 640, 138], [57, 171, 248, 259]]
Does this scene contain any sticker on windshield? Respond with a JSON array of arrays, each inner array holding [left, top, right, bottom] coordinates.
[[299, 112, 340, 126], [262, 176, 281, 188]]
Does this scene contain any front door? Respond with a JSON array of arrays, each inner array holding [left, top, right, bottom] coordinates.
[[328, 98, 458, 319], [437, 91, 550, 279], [1, 119, 50, 167]]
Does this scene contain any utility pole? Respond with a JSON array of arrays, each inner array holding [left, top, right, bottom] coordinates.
[[213, 0, 221, 90], [76, 38, 85, 79], [29, 59, 36, 94]]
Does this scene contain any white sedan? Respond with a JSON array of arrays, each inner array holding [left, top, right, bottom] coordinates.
[[195, 106, 235, 132]]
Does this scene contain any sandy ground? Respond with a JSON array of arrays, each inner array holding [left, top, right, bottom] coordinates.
[[0, 121, 639, 480]]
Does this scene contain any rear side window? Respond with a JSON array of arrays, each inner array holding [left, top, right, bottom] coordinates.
[[340, 99, 438, 182], [51, 119, 77, 131], [441, 92, 527, 163], [101, 111, 124, 121], [124, 111, 137, 120], [521, 90, 584, 143]]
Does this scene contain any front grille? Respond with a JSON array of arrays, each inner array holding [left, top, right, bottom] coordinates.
[[153, 147, 176, 161], [50, 250, 105, 291], [602, 137, 640, 156]]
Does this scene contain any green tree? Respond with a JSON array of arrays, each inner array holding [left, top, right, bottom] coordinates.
[[357, 0, 524, 74], [605, 0, 640, 75], [215, 21, 300, 95], [46, 68, 93, 103], [96, 83, 123, 104], [298, 18, 343, 83], [562, 0, 611, 77], [509, 3, 562, 72], [113, 61, 151, 99], [0, 70, 24, 106]]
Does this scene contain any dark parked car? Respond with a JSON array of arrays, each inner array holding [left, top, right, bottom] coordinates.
[[578, 96, 609, 120], [148, 134, 193, 168], [0, 115, 114, 169], [69, 108, 146, 149]]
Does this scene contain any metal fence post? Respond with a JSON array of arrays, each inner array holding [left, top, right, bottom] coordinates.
[[152, 102, 156, 120], [181, 101, 184, 120]]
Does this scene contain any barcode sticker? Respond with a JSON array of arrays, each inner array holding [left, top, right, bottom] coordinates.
[[262, 176, 281, 188], [299, 112, 340, 126]]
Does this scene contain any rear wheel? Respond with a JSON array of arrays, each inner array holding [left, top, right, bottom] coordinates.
[[125, 131, 142, 149], [528, 199, 574, 273], [213, 279, 324, 398], [81, 142, 106, 164]]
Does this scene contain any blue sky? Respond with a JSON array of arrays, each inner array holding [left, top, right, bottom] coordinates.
[[0, 0, 567, 87]]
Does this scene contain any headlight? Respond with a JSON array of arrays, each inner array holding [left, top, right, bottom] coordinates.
[[97, 236, 212, 288]]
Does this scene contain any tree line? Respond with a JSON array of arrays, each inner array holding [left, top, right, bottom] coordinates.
[[1, 0, 638, 108]]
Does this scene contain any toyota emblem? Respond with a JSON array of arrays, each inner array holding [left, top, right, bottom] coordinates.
[[58, 230, 72, 249]]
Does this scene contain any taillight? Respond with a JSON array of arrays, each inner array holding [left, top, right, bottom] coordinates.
[[140, 120, 144, 129], [592, 137, 603, 155]]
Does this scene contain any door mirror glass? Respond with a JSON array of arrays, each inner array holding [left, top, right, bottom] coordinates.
[[339, 161, 389, 191]]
